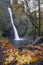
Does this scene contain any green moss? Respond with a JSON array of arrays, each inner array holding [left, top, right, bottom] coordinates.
[[0, 31, 9, 40], [0, 9, 5, 16]]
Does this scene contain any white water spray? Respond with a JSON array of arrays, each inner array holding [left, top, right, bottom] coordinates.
[[8, 0, 24, 40], [8, 7, 21, 40], [10, 0, 13, 5]]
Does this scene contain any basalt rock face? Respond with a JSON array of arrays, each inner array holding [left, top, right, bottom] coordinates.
[[0, 0, 14, 39], [12, 1, 33, 38], [0, 0, 33, 39]]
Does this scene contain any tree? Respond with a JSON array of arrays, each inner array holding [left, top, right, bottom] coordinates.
[[24, 0, 38, 29], [37, 0, 41, 36]]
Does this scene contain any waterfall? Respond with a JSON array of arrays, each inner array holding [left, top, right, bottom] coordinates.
[[8, 7, 24, 40], [8, 7, 20, 40], [10, 0, 13, 5], [8, 0, 24, 40]]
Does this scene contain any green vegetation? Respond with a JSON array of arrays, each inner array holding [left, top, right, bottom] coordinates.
[[0, 0, 43, 40], [0, 31, 9, 40]]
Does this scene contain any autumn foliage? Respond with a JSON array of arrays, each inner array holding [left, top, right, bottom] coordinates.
[[0, 40, 43, 65]]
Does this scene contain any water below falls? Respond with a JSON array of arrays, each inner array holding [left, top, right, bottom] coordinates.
[[8, 7, 24, 40], [8, 6, 33, 45]]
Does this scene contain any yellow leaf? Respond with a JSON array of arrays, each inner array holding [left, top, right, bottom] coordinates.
[[14, 51, 19, 56]]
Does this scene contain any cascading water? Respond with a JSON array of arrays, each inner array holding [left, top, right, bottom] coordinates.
[[10, 0, 13, 5], [8, 0, 23, 40], [8, 7, 20, 40], [7, 0, 33, 45]]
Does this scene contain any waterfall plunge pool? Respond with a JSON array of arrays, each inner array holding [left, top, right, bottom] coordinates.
[[11, 38, 33, 46]]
